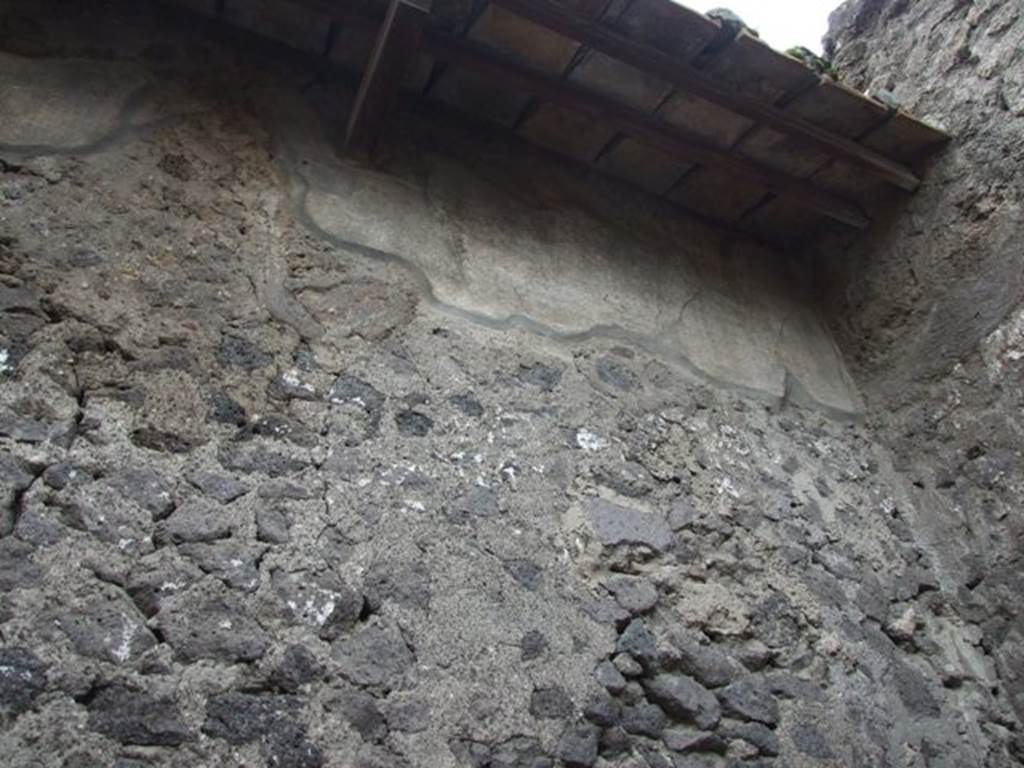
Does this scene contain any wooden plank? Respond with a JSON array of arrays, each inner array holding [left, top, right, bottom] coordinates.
[[519, 102, 616, 160], [668, 166, 766, 223], [467, 4, 579, 75], [863, 111, 950, 164], [737, 126, 833, 178], [598, 136, 693, 195], [786, 79, 890, 139], [574, 0, 611, 21], [423, 32, 870, 228], [606, 0, 719, 62], [702, 31, 819, 106], [658, 89, 753, 150], [811, 157, 891, 202], [344, 0, 432, 152], [568, 50, 671, 112], [486, 0, 926, 191]]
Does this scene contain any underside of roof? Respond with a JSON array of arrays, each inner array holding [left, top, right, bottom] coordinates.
[[162, 0, 950, 247]]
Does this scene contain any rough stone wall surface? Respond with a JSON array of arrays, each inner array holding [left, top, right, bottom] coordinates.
[[818, 0, 1024, 746], [0, 1, 1019, 767], [821, 0, 1023, 386]]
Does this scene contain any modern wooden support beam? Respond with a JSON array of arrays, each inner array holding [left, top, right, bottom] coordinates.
[[344, 0, 431, 152], [422, 32, 869, 229], [486, 0, 923, 192]]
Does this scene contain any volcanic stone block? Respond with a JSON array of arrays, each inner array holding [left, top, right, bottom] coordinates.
[[57, 597, 156, 664], [643, 674, 721, 730], [0, 647, 47, 714], [556, 723, 600, 768], [155, 596, 270, 663], [718, 678, 779, 726], [663, 726, 727, 754], [154, 498, 234, 545], [332, 619, 415, 689], [586, 499, 672, 551], [88, 684, 190, 746], [617, 620, 659, 668], [603, 574, 659, 614], [621, 702, 667, 738]]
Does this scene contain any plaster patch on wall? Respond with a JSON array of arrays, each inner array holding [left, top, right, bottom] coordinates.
[[263, 89, 863, 417]]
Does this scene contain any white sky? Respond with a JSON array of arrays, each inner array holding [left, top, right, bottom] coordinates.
[[686, 1, 839, 54]]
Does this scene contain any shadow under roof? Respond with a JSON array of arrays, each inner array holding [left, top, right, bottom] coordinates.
[[163, 0, 951, 247]]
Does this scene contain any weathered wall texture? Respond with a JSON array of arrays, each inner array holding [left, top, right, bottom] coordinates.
[[820, 0, 1023, 386], [815, 0, 1024, 747], [1, 0, 865, 418], [0, 1, 1020, 767]]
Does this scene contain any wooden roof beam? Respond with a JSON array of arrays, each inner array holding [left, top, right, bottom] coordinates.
[[423, 32, 869, 229], [486, 0, 924, 192], [344, 0, 432, 153]]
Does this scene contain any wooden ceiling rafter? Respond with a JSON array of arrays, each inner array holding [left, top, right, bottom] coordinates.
[[344, 0, 433, 152], [280, 0, 871, 227], [485, 0, 925, 191], [217, 0, 950, 241], [422, 31, 870, 228]]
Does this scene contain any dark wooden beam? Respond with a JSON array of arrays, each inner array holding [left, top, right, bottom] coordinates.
[[573, 0, 610, 21], [422, 32, 869, 229], [486, 0, 924, 192], [225, 0, 867, 225], [344, 0, 431, 153], [156, 0, 827, 245]]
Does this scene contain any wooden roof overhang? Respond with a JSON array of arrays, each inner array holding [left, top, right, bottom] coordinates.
[[163, 0, 951, 246]]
